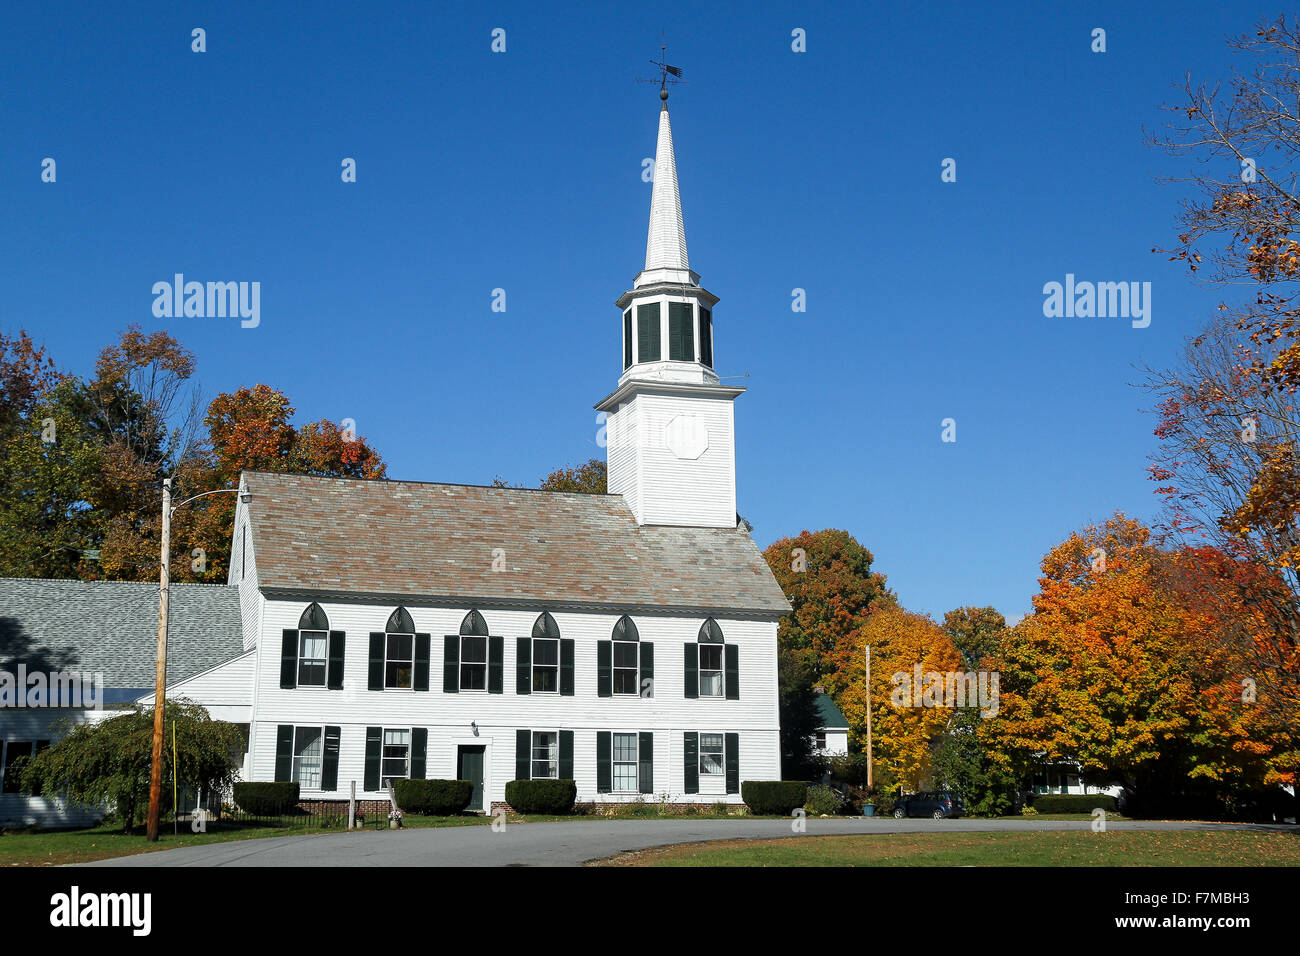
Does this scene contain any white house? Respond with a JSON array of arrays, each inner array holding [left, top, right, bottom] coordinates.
[[811, 692, 849, 756], [141, 88, 790, 812], [0, 578, 243, 827]]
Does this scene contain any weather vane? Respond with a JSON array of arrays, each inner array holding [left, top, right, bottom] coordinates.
[[636, 37, 684, 103]]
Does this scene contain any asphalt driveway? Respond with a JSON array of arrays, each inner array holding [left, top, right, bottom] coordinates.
[[80, 818, 1295, 867]]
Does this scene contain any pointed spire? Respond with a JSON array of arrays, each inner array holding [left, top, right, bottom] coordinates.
[[644, 96, 689, 272]]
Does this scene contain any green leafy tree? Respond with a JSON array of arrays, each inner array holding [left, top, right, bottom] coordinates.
[[22, 699, 244, 833], [778, 649, 823, 779]]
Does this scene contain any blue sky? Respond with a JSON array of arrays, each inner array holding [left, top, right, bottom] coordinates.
[[0, 1, 1255, 622]]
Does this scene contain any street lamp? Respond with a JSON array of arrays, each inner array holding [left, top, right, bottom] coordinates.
[[145, 478, 249, 842]]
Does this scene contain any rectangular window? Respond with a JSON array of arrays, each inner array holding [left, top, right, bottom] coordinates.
[[298, 631, 328, 686], [460, 635, 488, 690], [814, 730, 827, 751], [531, 731, 558, 779], [699, 733, 724, 776], [292, 727, 323, 789], [612, 733, 638, 791], [623, 310, 633, 369], [386, 633, 413, 688], [699, 308, 713, 368], [1, 741, 33, 794], [532, 638, 559, 693], [668, 302, 693, 361], [612, 641, 639, 695], [699, 645, 724, 697], [636, 302, 661, 363], [381, 729, 410, 787]]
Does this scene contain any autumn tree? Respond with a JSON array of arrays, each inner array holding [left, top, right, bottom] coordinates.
[[538, 459, 607, 494], [983, 515, 1286, 814], [832, 604, 962, 792], [1146, 16, 1300, 733]]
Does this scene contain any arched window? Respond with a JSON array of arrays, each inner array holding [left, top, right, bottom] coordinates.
[[686, 619, 737, 700], [612, 615, 640, 695], [458, 610, 490, 691], [384, 606, 415, 688], [281, 603, 343, 691], [516, 613, 574, 697], [528, 612, 560, 693], [598, 615, 653, 698], [296, 603, 330, 686]]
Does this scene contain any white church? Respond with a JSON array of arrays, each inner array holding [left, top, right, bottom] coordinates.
[[0, 87, 790, 821]]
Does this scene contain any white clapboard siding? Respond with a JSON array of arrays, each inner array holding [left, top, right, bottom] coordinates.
[[138, 650, 255, 723], [635, 391, 736, 528], [245, 598, 781, 804], [605, 396, 640, 520]]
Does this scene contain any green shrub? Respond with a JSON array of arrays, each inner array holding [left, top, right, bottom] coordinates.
[[232, 781, 300, 815], [394, 779, 474, 815], [804, 783, 846, 815], [741, 781, 808, 815], [1032, 794, 1117, 814], [505, 779, 577, 815]]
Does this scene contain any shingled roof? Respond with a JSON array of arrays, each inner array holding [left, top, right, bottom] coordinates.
[[242, 471, 791, 617], [0, 578, 243, 690]]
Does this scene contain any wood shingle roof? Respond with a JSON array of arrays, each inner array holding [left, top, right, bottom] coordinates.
[[243, 471, 790, 617]]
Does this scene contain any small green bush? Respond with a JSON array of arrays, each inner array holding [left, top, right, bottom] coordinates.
[[505, 779, 577, 815], [1032, 794, 1117, 814], [804, 783, 846, 815], [394, 779, 474, 815], [233, 781, 300, 815], [741, 781, 808, 815]]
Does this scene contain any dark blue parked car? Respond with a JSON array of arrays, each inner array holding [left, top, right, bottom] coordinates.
[[891, 791, 964, 819]]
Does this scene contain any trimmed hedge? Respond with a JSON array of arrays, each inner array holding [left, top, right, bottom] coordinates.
[[233, 781, 300, 815], [505, 779, 577, 815], [1032, 794, 1117, 814], [742, 781, 808, 815], [394, 779, 474, 815]]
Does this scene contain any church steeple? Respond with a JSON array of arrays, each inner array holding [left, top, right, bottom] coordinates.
[[644, 92, 689, 274], [596, 81, 746, 530]]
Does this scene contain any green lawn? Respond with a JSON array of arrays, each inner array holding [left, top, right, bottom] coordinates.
[[0, 814, 523, 867], [595, 830, 1300, 867]]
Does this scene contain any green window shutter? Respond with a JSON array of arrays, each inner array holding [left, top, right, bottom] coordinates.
[[560, 639, 575, 696], [668, 302, 693, 360], [367, 633, 384, 691], [326, 631, 346, 690], [683, 732, 699, 794], [280, 629, 298, 689], [515, 729, 531, 781], [597, 640, 612, 697], [558, 730, 574, 780], [596, 731, 612, 793], [516, 637, 532, 694], [639, 642, 654, 697], [274, 724, 294, 782], [413, 633, 431, 691], [623, 310, 633, 369], [699, 307, 713, 368], [443, 635, 459, 693], [725, 644, 740, 700], [637, 302, 661, 362], [411, 728, 428, 779], [364, 726, 382, 791], [488, 636, 504, 694], [725, 733, 740, 794], [321, 726, 341, 791], [683, 643, 698, 698], [638, 731, 653, 794]]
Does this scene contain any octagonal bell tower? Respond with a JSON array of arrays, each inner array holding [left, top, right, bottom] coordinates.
[[596, 86, 744, 528]]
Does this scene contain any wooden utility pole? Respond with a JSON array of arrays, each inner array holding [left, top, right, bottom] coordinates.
[[146, 477, 172, 842], [865, 644, 873, 790]]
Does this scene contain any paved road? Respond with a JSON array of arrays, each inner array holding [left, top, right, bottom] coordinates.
[[81, 818, 1296, 867]]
